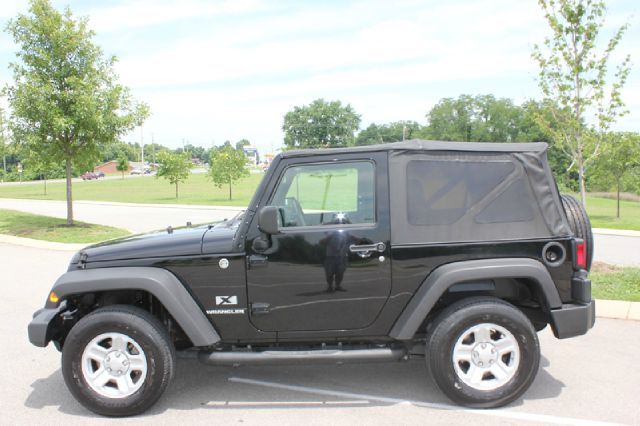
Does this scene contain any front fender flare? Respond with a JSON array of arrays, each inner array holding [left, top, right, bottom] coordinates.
[[47, 267, 220, 347], [389, 258, 562, 340]]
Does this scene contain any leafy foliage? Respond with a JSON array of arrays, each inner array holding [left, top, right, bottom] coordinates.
[[208, 142, 249, 200], [4, 0, 149, 223], [356, 121, 425, 146], [116, 152, 129, 179], [425, 95, 529, 142], [155, 151, 191, 198], [531, 0, 631, 206], [283, 99, 361, 149], [591, 132, 640, 216]]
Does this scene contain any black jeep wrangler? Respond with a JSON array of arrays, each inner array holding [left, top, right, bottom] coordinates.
[[28, 140, 595, 416]]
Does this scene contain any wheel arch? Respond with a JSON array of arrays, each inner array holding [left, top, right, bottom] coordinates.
[[388, 258, 562, 340], [48, 267, 221, 347]]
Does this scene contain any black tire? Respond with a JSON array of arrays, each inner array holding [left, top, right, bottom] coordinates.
[[561, 194, 593, 270], [426, 297, 540, 408], [61, 305, 176, 417]]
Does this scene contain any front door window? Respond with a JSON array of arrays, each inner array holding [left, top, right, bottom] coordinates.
[[269, 161, 375, 227]]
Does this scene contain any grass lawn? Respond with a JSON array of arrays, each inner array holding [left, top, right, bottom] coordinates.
[[581, 196, 640, 231], [591, 262, 640, 302], [0, 209, 130, 243], [0, 173, 265, 207]]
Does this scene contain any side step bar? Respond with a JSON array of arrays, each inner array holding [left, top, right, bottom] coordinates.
[[198, 347, 407, 366]]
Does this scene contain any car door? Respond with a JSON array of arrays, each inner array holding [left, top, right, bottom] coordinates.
[[245, 153, 391, 333]]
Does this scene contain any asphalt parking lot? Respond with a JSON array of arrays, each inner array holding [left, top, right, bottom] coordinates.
[[2, 242, 639, 425]]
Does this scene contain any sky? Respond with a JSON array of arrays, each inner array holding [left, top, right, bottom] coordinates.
[[0, 0, 639, 156]]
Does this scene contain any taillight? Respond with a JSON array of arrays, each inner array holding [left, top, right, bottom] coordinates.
[[575, 239, 587, 269]]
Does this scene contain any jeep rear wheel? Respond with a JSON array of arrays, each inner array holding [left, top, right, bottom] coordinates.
[[61, 305, 175, 417], [426, 297, 540, 408]]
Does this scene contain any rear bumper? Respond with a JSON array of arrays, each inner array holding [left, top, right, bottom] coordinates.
[[28, 302, 66, 347], [550, 300, 595, 339]]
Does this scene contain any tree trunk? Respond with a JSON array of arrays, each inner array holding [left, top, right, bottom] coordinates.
[[65, 158, 74, 225], [121, 171, 124, 180], [228, 177, 232, 200], [43, 175, 47, 196], [578, 162, 587, 209], [175, 181, 179, 198], [616, 177, 621, 218]]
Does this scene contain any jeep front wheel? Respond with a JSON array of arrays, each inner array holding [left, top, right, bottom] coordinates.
[[61, 305, 175, 416], [426, 297, 540, 408]]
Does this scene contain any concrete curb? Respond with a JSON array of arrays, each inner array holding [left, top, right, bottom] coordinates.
[[593, 228, 640, 237], [0, 234, 87, 251]]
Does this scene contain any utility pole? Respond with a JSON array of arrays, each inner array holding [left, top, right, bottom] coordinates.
[[151, 133, 156, 166]]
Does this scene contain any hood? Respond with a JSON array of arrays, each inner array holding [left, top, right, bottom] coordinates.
[[76, 219, 240, 264]]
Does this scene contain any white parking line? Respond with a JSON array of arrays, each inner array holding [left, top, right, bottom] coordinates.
[[229, 377, 623, 426]]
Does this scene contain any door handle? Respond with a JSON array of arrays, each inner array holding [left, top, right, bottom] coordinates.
[[248, 254, 268, 268], [349, 242, 386, 258]]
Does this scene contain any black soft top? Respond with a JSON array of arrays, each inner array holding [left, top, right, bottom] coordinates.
[[280, 140, 549, 158]]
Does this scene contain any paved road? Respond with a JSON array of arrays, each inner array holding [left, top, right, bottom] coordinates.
[[593, 233, 640, 267], [2, 242, 638, 425], [0, 198, 243, 233]]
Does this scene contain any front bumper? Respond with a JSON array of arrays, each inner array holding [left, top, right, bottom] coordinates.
[[550, 300, 595, 339], [27, 302, 66, 347]]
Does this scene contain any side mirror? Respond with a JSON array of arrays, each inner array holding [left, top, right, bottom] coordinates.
[[258, 206, 281, 235]]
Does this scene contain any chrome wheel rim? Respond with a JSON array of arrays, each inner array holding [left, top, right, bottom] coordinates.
[[81, 332, 147, 398], [452, 323, 520, 391]]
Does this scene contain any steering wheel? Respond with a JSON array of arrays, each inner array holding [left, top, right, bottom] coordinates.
[[283, 197, 306, 227]]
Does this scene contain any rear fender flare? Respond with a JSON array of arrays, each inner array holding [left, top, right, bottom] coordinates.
[[389, 258, 562, 340]]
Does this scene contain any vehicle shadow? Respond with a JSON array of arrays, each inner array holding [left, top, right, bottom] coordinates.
[[25, 355, 563, 417]]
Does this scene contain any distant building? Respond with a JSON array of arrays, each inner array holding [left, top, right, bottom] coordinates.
[[94, 161, 125, 174], [242, 146, 259, 165], [94, 160, 146, 174]]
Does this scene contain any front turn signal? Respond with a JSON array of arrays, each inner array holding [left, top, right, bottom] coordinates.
[[48, 291, 60, 304]]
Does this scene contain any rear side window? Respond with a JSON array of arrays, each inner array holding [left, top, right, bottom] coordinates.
[[406, 160, 515, 226], [389, 154, 553, 244]]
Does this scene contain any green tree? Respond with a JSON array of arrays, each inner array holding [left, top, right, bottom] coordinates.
[[155, 151, 191, 198], [208, 142, 249, 200], [22, 142, 59, 194], [592, 132, 640, 217], [180, 143, 207, 162], [0, 107, 8, 179], [116, 151, 129, 179], [4, 0, 149, 224], [532, 0, 630, 207], [425, 95, 525, 142], [235, 139, 251, 151], [355, 123, 383, 146], [356, 121, 426, 146], [283, 99, 361, 149]]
